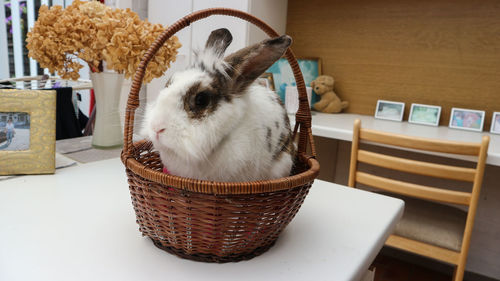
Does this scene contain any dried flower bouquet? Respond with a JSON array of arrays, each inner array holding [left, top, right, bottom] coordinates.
[[26, 0, 181, 82]]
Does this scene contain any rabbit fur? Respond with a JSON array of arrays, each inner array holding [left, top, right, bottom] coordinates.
[[142, 28, 295, 182]]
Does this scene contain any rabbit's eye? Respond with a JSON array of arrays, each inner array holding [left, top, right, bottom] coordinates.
[[195, 91, 210, 108]]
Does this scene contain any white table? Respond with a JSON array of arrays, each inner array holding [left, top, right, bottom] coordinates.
[[293, 112, 500, 166], [0, 158, 404, 281]]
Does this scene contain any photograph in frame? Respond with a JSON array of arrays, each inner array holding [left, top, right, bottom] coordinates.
[[490, 112, 500, 135], [374, 100, 405, 121], [0, 89, 56, 175], [0, 112, 31, 151], [408, 103, 441, 126], [266, 57, 322, 105], [449, 107, 485, 132], [257, 72, 275, 91]]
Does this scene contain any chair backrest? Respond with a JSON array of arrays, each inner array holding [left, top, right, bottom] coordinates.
[[348, 119, 489, 207], [347, 119, 489, 280]]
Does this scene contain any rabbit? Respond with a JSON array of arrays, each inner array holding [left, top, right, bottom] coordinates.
[[141, 28, 295, 182]]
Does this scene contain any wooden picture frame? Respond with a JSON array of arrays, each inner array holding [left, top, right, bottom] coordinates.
[[258, 72, 275, 91], [408, 103, 441, 126], [375, 100, 405, 122], [266, 57, 322, 105], [449, 107, 485, 132], [0, 89, 56, 175]]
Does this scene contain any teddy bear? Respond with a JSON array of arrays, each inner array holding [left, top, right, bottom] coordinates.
[[311, 75, 348, 113]]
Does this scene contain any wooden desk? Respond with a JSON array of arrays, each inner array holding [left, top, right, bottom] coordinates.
[[293, 112, 500, 166], [0, 158, 403, 281]]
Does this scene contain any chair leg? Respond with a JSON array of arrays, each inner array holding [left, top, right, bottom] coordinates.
[[453, 263, 465, 281]]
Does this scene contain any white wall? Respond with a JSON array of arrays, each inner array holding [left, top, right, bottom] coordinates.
[[147, 0, 193, 104], [191, 0, 249, 56], [248, 0, 288, 45]]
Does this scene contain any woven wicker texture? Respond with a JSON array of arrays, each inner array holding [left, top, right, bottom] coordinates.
[[122, 8, 320, 262]]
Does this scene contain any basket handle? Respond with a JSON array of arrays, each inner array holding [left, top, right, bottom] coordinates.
[[123, 8, 316, 158]]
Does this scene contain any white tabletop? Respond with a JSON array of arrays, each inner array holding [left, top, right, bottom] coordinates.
[[0, 158, 403, 281], [293, 112, 500, 166]]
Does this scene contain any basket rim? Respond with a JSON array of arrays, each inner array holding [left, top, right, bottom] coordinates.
[[121, 140, 319, 195]]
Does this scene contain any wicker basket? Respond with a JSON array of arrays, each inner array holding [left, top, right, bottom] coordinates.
[[121, 8, 320, 263]]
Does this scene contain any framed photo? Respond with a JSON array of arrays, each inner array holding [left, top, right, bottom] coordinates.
[[490, 112, 500, 134], [449, 107, 485, 132], [0, 89, 56, 175], [408, 103, 441, 126], [375, 100, 405, 121], [257, 72, 275, 91], [266, 57, 322, 105]]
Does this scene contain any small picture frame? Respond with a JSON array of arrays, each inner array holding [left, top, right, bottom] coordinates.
[[266, 57, 321, 105], [449, 107, 485, 132], [375, 100, 405, 121], [0, 89, 56, 175], [408, 103, 441, 126], [490, 112, 500, 134], [257, 72, 275, 91]]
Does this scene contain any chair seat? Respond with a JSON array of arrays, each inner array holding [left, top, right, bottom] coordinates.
[[386, 193, 467, 252]]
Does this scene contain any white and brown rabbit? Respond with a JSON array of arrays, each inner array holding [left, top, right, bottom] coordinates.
[[142, 28, 295, 182]]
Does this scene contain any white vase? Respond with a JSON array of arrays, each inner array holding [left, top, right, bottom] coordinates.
[[90, 72, 124, 149]]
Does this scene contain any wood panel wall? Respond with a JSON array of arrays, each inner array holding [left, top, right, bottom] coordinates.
[[286, 0, 500, 130]]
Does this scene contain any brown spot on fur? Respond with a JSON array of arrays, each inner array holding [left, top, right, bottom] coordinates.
[[183, 82, 202, 118], [182, 82, 223, 120], [282, 109, 291, 131], [210, 70, 233, 102], [183, 73, 236, 120], [198, 62, 207, 72], [272, 106, 295, 160], [267, 91, 284, 107], [273, 131, 294, 161], [266, 127, 272, 152]]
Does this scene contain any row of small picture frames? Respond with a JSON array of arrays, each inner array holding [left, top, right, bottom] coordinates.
[[375, 100, 500, 134]]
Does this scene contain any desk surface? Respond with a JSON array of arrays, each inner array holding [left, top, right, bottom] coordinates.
[[0, 158, 403, 281], [294, 112, 500, 166]]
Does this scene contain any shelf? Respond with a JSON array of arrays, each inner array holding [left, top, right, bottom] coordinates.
[[290, 112, 500, 166]]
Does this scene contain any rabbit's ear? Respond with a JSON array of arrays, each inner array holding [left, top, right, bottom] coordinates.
[[225, 35, 292, 92], [205, 28, 233, 57]]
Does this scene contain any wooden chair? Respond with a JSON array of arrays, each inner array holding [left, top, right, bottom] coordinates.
[[348, 119, 489, 281]]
